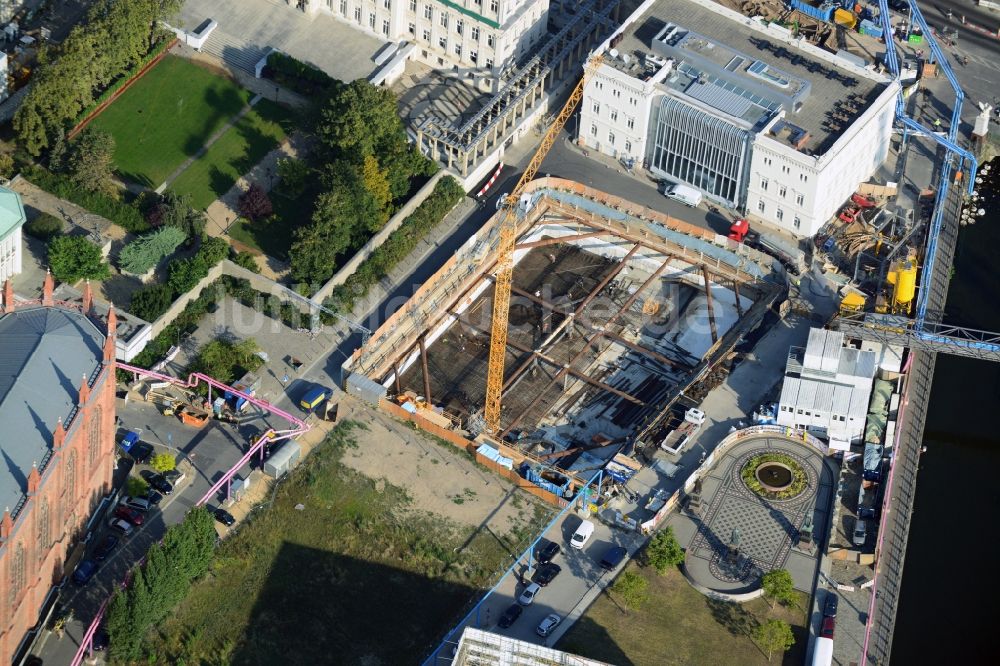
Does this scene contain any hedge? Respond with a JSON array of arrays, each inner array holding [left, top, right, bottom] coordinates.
[[320, 176, 464, 319], [263, 51, 338, 97], [21, 164, 148, 233]]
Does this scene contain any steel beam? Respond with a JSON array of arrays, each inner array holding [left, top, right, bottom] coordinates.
[[600, 330, 684, 369], [733, 280, 744, 317], [702, 266, 718, 343], [392, 362, 401, 395], [419, 336, 432, 402], [515, 231, 607, 249]]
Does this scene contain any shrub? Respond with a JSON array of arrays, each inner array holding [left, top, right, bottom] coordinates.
[[21, 164, 148, 233], [24, 214, 64, 241], [740, 453, 807, 500], [645, 527, 686, 573], [237, 183, 273, 221], [231, 250, 260, 273], [125, 476, 149, 497], [47, 235, 110, 282], [150, 453, 176, 473], [118, 226, 187, 274], [263, 52, 336, 96], [129, 283, 174, 322], [189, 338, 264, 386]]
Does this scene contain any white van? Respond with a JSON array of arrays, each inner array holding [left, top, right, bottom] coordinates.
[[570, 519, 595, 549], [664, 183, 703, 207]]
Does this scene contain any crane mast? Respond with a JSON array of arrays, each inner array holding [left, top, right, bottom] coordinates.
[[483, 55, 603, 434]]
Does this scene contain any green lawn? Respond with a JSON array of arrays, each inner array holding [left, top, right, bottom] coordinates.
[[227, 182, 316, 261], [558, 563, 810, 666], [169, 98, 295, 211], [88, 55, 252, 187], [143, 422, 550, 664]]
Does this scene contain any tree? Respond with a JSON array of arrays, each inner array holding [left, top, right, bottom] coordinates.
[[360, 154, 392, 214], [761, 569, 796, 609], [0, 152, 14, 179], [611, 570, 649, 613], [156, 191, 206, 239], [238, 182, 273, 221], [150, 452, 176, 473], [24, 214, 64, 241], [129, 283, 174, 321], [645, 527, 685, 574], [118, 225, 186, 274], [752, 618, 795, 661], [289, 188, 357, 283], [66, 129, 117, 196], [125, 476, 149, 497], [190, 338, 262, 385], [276, 157, 310, 198], [314, 80, 406, 162], [231, 250, 260, 273], [47, 236, 110, 282]]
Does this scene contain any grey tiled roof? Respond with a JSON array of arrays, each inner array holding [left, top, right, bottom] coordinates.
[[0, 306, 105, 513]]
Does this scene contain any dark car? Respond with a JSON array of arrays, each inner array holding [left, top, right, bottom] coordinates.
[[533, 562, 562, 587], [497, 603, 523, 629], [821, 616, 836, 639], [129, 442, 154, 464], [91, 627, 109, 651], [114, 506, 144, 526], [823, 593, 839, 618], [599, 545, 628, 571], [72, 560, 98, 586], [888, 0, 909, 13], [214, 508, 236, 526], [94, 535, 119, 562], [142, 472, 173, 495], [537, 541, 561, 565], [144, 490, 163, 506]]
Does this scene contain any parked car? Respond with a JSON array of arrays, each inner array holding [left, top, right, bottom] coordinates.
[[144, 490, 163, 507], [214, 508, 236, 526], [162, 469, 185, 485], [888, 0, 909, 14], [129, 442, 154, 464], [91, 627, 109, 652], [570, 519, 595, 549], [537, 541, 560, 564], [72, 560, 98, 586], [599, 545, 628, 571], [120, 496, 151, 512], [821, 616, 836, 639], [823, 592, 839, 618], [109, 518, 134, 537], [533, 563, 562, 587], [94, 535, 119, 562], [497, 603, 523, 629], [114, 506, 144, 526], [536, 613, 562, 637], [143, 472, 173, 495], [852, 518, 867, 547], [518, 582, 541, 605]]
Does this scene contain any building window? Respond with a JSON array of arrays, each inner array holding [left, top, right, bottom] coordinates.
[[410, 0, 417, 10], [760, 178, 768, 191], [800, 173, 808, 182], [88, 406, 101, 466], [796, 193, 804, 206], [384, 0, 391, 8], [409, 22, 416, 35], [608, 131, 615, 144], [592, 101, 600, 114], [369, 12, 376, 29], [383, 19, 390, 36], [487, 34, 495, 48], [627, 117, 635, 130], [590, 124, 597, 136], [625, 140, 632, 153], [764, 157, 772, 166], [354, 7, 362, 21], [341, 0, 348, 14], [37, 498, 50, 555], [8, 543, 25, 605], [610, 110, 618, 122], [440, 13, 448, 28], [424, 4, 432, 19], [779, 185, 787, 198], [470, 50, 478, 64], [456, 18, 463, 34], [471, 25, 479, 41], [776, 208, 784, 221], [66, 450, 77, 500], [422, 28, 431, 41], [439, 36, 447, 49], [490, 0, 499, 12], [782, 165, 790, 174], [454, 43, 462, 57], [794, 216, 802, 229], [758, 200, 766, 213], [485, 57, 493, 69]]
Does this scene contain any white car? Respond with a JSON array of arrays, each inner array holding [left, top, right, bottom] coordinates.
[[109, 518, 134, 537], [518, 582, 541, 605], [536, 613, 562, 637]]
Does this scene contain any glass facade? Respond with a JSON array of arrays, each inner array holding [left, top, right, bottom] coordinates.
[[648, 96, 751, 207]]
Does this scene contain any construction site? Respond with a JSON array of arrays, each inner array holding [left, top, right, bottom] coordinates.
[[344, 178, 788, 498]]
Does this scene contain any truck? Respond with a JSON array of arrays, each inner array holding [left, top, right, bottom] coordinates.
[[811, 637, 833, 666], [659, 408, 705, 454], [728, 219, 806, 275], [225, 372, 261, 413]]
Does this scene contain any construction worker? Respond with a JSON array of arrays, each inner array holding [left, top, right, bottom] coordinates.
[[933, 118, 942, 129]]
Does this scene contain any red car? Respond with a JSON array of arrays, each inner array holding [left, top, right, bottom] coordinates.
[[114, 506, 144, 526], [821, 616, 835, 639]]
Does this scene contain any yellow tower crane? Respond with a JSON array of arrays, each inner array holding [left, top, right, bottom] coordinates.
[[483, 54, 603, 434]]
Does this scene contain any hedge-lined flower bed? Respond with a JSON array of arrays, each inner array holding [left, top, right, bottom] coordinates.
[[741, 453, 807, 500]]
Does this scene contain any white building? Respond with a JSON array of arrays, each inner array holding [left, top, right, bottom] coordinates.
[[777, 328, 877, 450], [304, 0, 551, 88], [578, 0, 899, 237], [0, 185, 25, 284]]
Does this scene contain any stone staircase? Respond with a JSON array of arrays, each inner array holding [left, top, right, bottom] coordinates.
[[200, 28, 268, 76]]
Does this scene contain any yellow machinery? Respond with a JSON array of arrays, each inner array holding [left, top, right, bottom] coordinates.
[[876, 249, 918, 314], [483, 55, 602, 434], [839, 291, 867, 315]]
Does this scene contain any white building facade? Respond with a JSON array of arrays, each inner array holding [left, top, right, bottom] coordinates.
[[777, 328, 877, 450], [306, 0, 550, 87], [0, 186, 25, 284], [578, 0, 899, 237]]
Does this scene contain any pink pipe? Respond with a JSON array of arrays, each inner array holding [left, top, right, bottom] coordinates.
[[69, 598, 108, 666]]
